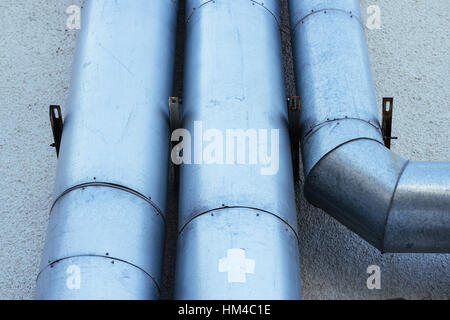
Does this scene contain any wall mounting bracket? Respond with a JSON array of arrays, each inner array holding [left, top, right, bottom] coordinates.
[[287, 96, 301, 181], [169, 97, 182, 131], [382, 97, 398, 149], [49, 105, 63, 157]]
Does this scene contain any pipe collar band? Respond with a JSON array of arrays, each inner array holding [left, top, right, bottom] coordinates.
[[179, 206, 299, 242], [51, 182, 165, 224], [291, 8, 363, 35], [37, 254, 161, 293], [302, 118, 384, 176], [40, 186, 166, 288], [36, 255, 160, 299], [186, 0, 280, 26]]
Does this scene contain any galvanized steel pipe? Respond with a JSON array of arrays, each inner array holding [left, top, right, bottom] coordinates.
[[289, 0, 450, 253], [175, 0, 302, 299], [36, 0, 178, 299]]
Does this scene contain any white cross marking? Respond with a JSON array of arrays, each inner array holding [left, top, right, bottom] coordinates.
[[218, 248, 255, 283]]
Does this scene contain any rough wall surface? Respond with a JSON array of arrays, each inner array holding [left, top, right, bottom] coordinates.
[[0, 0, 448, 299]]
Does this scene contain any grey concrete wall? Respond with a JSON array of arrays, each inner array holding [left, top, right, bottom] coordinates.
[[0, 0, 448, 299]]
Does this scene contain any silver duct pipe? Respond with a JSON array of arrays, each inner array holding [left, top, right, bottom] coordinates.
[[36, 0, 178, 299], [289, 0, 450, 253], [174, 0, 302, 299]]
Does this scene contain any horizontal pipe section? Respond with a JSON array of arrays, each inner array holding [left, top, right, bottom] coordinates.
[[289, 0, 450, 253], [385, 161, 450, 252], [36, 0, 178, 299], [175, 0, 302, 299]]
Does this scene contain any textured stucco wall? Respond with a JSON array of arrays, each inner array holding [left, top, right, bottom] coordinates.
[[0, 0, 448, 299]]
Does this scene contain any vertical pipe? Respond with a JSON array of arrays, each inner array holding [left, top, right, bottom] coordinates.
[[36, 0, 178, 299], [289, 0, 381, 177], [175, 0, 302, 299]]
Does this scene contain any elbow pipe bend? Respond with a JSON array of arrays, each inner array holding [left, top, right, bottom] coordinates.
[[305, 137, 450, 253], [289, 0, 450, 253]]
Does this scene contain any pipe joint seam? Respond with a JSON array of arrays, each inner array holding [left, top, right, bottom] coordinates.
[[51, 182, 165, 224], [301, 118, 385, 176], [186, 0, 281, 27], [382, 161, 450, 253], [303, 138, 408, 250], [178, 206, 299, 242], [380, 159, 410, 252], [302, 117, 382, 143], [37, 254, 161, 293], [291, 8, 363, 36]]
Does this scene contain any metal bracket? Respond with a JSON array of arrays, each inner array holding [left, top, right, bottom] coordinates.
[[169, 97, 183, 176], [287, 96, 301, 136], [287, 96, 301, 181], [49, 105, 63, 157], [169, 97, 182, 130], [381, 97, 398, 149]]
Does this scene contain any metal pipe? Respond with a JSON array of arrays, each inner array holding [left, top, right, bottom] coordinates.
[[288, 0, 450, 253], [174, 0, 302, 299], [36, 0, 178, 299]]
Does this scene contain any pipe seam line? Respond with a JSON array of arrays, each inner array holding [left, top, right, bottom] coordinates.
[[177, 206, 300, 242], [380, 159, 410, 253], [186, 0, 281, 27], [301, 120, 385, 176], [41, 182, 165, 291], [36, 254, 161, 292], [291, 8, 364, 36], [40, 181, 166, 293], [50, 182, 166, 224], [302, 117, 382, 144]]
